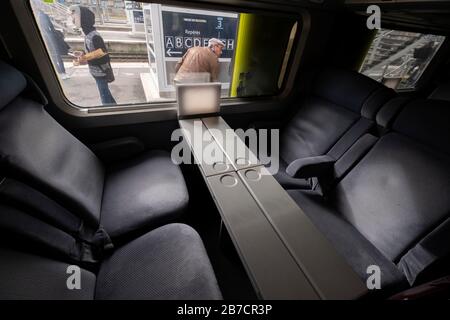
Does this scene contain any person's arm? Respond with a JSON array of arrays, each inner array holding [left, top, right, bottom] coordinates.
[[92, 35, 107, 53], [79, 35, 107, 63], [210, 60, 220, 82]]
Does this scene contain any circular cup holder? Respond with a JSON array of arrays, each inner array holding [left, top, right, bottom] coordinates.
[[220, 174, 238, 187], [235, 157, 251, 166], [244, 169, 261, 181], [213, 161, 230, 172]]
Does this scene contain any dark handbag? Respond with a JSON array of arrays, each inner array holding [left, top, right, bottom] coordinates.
[[105, 62, 115, 83], [89, 52, 115, 83], [98, 58, 115, 83]]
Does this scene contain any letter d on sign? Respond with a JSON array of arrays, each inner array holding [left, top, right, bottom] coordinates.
[[366, 5, 381, 30], [366, 265, 381, 290], [66, 265, 81, 290]]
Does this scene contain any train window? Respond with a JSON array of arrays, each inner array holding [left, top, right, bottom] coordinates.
[[29, 0, 299, 108], [359, 29, 445, 90]]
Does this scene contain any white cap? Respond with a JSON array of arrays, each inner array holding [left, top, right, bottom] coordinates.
[[208, 38, 225, 47]]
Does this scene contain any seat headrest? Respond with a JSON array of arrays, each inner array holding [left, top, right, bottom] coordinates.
[[393, 99, 450, 155], [429, 82, 450, 102], [313, 68, 395, 117], [0, 61, 27, 110]]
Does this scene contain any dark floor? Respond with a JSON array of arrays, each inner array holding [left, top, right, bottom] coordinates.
[[180, 163, 258, 300]]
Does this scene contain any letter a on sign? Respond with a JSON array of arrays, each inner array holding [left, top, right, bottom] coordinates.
[[165, 36, 174, 49], [366, 265, 381, 290], [366, 5, 381, 30], [66, 265, 81, 290]]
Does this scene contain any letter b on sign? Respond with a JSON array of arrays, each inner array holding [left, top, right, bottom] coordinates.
[[366, 265, 381, 290], [366, 5, 381, 30], [66, 265, 81, 290]]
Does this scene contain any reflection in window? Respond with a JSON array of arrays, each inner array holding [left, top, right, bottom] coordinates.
[[360, 29, 445, 90]]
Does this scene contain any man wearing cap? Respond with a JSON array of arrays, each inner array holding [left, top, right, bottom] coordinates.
[[174, 38, 225, 83]]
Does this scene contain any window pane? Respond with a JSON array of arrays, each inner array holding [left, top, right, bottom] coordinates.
[[30, 0, 297, 108], [360, 29, 445, 90], [230, 13, 297, 98]]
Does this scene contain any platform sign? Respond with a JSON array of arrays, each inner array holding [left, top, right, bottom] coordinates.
[[143, 4, 238, 97], [125, 1, 141, 10], [161, 10, 238, 59], [133, 10, 144, 24]]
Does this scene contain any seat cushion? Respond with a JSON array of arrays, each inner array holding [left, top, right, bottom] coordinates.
[[95, 223, 222, 300], [100, 150, 189, 239], [0, 247, 96, 300], [287, 190, 408, 291]]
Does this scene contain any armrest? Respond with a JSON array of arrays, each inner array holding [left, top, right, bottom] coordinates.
[[286, 155, 335, 179]]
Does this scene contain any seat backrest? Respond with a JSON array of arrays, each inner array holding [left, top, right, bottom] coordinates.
[[280, 68, 395, 164], [332, 99, 450, 283], [0, 61, 104, 226], [429, 82, 450, 102]]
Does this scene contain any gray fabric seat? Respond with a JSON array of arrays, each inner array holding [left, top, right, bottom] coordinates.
[[96, 223, 222, 300], [101, 150, 189, 239], [0, 223, 222, 300], [0, 60, 188, 240], [287, 190, 408, 291], [0, 60, 220, 300], [288, 99, 450, 289], [277, 68, 395, 189], [0, 247, 97, 300]]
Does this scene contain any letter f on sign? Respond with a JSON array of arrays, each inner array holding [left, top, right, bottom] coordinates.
[[366, 5, 381, 30]]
